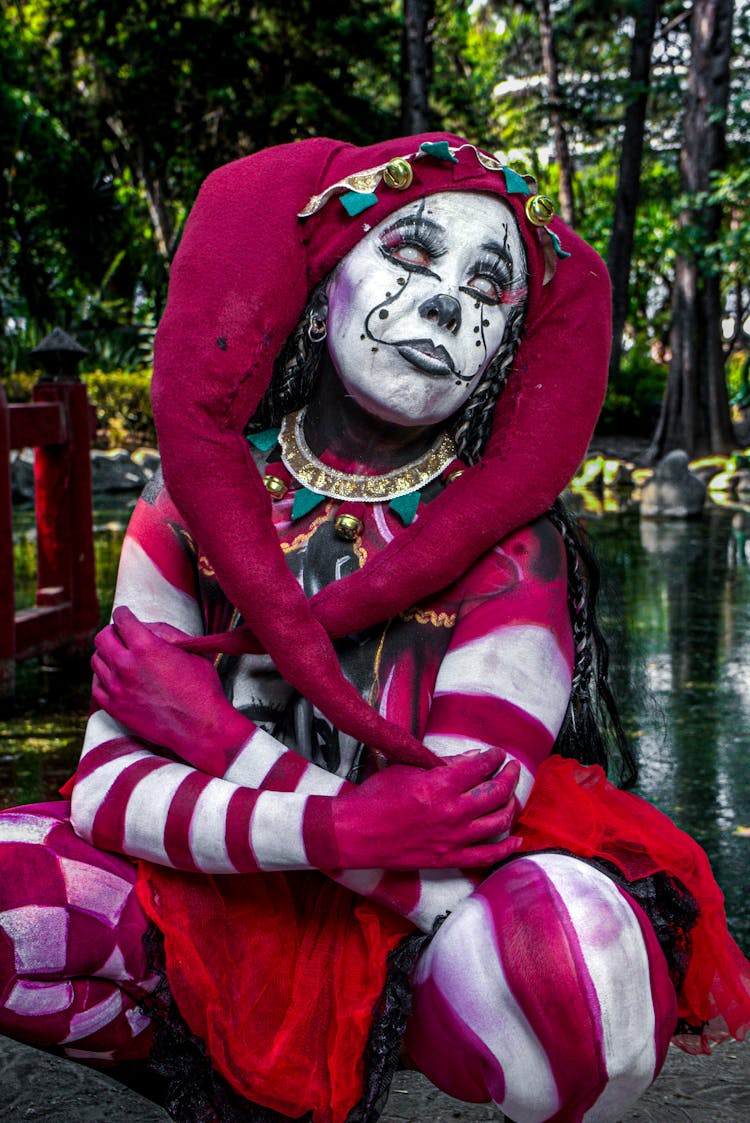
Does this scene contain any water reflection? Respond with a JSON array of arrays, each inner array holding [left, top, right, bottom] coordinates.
[[4, 498, 750, 952], [586, 506, 750, 953]]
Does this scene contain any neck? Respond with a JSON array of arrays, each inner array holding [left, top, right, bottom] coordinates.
[[303, 355, 442, 473]]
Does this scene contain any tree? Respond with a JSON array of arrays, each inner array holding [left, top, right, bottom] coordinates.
[[648, 0, 736, 459], [401, 0, 435, 133], [607, 0, 660, 386], [535, 0, 575, 225]]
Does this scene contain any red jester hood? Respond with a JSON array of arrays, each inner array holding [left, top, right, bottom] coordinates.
[[151, 133, 611, 767]]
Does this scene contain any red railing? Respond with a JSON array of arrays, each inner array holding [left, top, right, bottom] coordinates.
[[0, 377, 99, 697]]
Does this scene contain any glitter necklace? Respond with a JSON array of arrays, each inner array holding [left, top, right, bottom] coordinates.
[[278, 407, 456, 502]]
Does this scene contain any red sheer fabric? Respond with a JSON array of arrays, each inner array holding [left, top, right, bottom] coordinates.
[[516, 755, 750, 1053], [136, 866, 413, 1122]]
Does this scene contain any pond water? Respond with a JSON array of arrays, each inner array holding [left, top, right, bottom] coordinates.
[[3, 494, 750, 954]]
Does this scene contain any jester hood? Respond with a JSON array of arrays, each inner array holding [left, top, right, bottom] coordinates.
[[151, 133, 611, 767]]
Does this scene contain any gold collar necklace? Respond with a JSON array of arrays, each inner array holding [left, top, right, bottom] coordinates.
[[278, 407, 456, 503]]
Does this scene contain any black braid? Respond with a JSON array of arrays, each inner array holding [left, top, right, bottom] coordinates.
[[248, 282, 329, 431], [547, 499, 637, 789], [450, 302, 526, 465]]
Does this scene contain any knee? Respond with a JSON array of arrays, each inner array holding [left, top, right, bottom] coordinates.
[[408, 853, 677, 1122]]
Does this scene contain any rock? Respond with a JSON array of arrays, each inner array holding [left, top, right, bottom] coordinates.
[[130, 447, 161, 478], [90, 449, 148, 493], [9, 448, 35, 503], [639, 449, 706, 518]]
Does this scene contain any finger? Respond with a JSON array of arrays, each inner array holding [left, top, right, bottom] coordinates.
[[111, 605, 148, 648], [94, 624, 119, 654], [464, 804, 516, 843], [144, 619, 192, 645], [447, 743, 509, 792], [90, 652, 111, 683], [452, 835, 524, 869]]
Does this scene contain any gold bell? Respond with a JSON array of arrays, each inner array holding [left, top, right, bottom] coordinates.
[[334, 513, 364, 541], [264, 475, 288, 499], [525, 194, 555, 227], [383, 158, 414, 191]]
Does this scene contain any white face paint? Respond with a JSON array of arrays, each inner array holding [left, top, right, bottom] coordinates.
[[325, 192, 527, 428]]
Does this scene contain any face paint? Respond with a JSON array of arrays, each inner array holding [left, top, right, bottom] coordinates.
[[326, 192, 527, 428]]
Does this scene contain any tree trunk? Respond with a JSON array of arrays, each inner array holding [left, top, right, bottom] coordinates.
[[401, 0, 434, 134], [607, 0, 659, 386], [536, 0, 575, 226], [648, 0, 735, 461]]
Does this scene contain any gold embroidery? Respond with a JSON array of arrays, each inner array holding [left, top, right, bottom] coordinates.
[[280, 503, 335, 553], [400, 607, 457, 628], [198, 553, 216, 577]]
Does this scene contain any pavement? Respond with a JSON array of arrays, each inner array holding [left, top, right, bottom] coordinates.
[[1, 1034, 748, 1121]]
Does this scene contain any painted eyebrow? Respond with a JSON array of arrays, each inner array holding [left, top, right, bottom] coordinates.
[[479, 240, 514, 262], [382, 215, 447, 238]]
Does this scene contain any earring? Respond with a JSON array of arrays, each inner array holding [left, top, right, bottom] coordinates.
[[308, 312, 328, 343]]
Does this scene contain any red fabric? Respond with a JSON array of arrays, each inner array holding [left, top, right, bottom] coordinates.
[[151, 134, 610, 766], [136, 865, 413, 1123], [516, 755, 750, 1054]]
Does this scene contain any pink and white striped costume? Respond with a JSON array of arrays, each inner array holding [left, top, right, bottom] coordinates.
[[0, 470, 678, 1122]]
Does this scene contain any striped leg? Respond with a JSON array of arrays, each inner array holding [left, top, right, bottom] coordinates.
[[0, 802, 156, 1065], [405, 853, 677, 1123]]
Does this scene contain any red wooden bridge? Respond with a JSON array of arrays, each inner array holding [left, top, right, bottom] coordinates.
[[1, 331, 99, 698]]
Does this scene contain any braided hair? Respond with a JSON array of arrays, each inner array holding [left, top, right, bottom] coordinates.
[[249, 284, 636, 788]]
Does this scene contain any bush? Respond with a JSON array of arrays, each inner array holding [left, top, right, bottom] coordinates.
[[84, 368, 154, 447]]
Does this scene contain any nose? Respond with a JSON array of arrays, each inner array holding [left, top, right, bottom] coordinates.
[[418, 294, 462, 335]]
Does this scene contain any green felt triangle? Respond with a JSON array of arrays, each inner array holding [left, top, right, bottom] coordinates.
[[291, 487, 326, 520], [549, 230, 571, 259], [501, 166, 532, 196], [246, 428, 280, 452], [389, 491, 421, 525], [419, 140, 458, 163], [340, 191, 378, 216]]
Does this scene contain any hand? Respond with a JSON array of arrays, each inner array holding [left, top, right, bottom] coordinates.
[[91, 606, 252, 768], [330, 743, 521, 870]]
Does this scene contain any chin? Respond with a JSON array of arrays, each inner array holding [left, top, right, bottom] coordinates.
[[348, 386, 456, 429]]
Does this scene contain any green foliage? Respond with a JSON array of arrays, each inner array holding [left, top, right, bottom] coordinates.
[[85, 368, 154, 446], [598, 343, 666, 436], [2, 0, 748, 438]]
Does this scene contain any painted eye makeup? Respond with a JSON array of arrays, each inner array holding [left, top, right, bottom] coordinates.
[[379, 217, 447, 276], [461, 253, 515, 306]]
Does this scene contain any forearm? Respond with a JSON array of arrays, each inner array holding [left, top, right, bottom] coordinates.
[[72, 711, 483, 930], [70, 711, 346, 874]]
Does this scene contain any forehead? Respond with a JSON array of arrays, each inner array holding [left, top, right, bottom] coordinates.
[[364, 190, 522, 253]]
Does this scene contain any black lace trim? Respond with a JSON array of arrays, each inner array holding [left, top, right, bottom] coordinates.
[[345, 917, 444, 1123]]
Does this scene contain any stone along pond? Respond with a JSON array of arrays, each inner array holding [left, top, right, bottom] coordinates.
[[3, 497, 750, 955]]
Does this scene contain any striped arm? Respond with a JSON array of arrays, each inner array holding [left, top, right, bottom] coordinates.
[[401, 519, 575, 930], [72, 487, 352, 873], [423, 519, 574, 809]]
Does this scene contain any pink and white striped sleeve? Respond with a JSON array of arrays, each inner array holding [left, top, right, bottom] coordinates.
[[70, 486, 349, 874]]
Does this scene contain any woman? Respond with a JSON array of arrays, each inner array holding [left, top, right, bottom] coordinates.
[[0, 135, 748, 1123]]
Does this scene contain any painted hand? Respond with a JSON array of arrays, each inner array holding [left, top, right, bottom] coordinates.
[[330, 744, 521, 870], [91, 606, 251, 768]]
